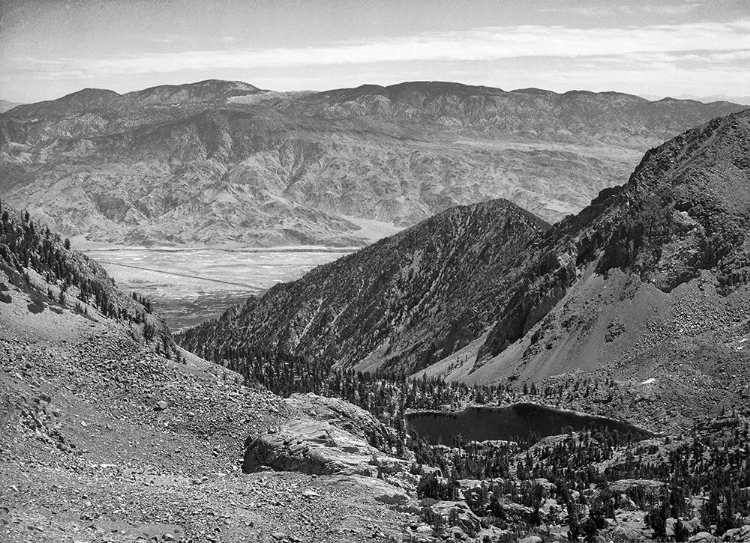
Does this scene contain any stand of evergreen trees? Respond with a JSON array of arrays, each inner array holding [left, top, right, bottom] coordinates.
[[0, 199, 177, 357], [192, 339, 750, 538]]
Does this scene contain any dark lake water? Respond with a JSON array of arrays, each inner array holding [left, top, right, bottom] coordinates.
[[405, 403, 652, 445]]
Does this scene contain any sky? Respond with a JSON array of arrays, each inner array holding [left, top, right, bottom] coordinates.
[[1, 0, 749, 103]]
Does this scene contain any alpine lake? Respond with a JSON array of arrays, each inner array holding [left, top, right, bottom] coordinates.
[[405, 403, 653, 445]]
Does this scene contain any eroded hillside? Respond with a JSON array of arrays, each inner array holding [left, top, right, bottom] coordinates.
[[1, 80, 744, 246]]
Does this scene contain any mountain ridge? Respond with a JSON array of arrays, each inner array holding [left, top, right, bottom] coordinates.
[[1, 79, 745, 246], [177, 108, 750, 425], [177, 197, 549, 373]]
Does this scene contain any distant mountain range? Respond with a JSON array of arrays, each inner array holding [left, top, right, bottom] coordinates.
[[178, 108, 750, 421], [1, 79, 745, 246], [0, 100, 22, 113], [639, 93, 750, 106]]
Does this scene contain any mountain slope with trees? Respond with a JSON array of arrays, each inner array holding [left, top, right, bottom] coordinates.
[[178, 108, 750, 422], [177, 198, 548, 374], [0, 198, 174, 353]]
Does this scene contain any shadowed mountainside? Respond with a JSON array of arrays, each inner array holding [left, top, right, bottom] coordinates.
[[177, 198, 548, 374], [1, 80, 745, 246]]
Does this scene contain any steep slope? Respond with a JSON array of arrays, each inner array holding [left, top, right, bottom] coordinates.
[[441, 107, 750, 393], [177, 199, 549, 374], [0, 199, 173, 350], [407, 107, 750, 427], [474, 107, 750, 363], [1, 80, 744, 246], [0, 201, 426, 542], [179, 108, 750, 419]]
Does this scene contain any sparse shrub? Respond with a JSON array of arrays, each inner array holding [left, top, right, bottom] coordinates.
[[27, 291, 46, 314]]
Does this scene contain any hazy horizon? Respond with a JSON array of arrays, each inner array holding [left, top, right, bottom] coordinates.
[[2, 78, 750, 107], [1, 0, 749, 104]]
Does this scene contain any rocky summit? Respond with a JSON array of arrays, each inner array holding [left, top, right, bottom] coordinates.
[[1, 80, 744, 246]]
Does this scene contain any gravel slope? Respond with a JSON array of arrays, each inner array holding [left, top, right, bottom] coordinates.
[[0, 272, 419, 543]]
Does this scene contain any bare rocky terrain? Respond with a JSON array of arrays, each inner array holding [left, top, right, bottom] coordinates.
[[0, 293, 426, 542], [1, 80, 745, 246]]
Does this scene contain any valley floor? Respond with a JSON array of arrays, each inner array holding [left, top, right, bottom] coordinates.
[[81, 246, 355, 331]]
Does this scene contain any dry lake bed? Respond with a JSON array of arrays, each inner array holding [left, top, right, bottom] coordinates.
[[84, 247, 355, 331]]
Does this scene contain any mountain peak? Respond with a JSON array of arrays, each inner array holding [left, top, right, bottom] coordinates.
[[178, 107, 750, 387], [178, 197, 549, 374], [120, 79, 262, 105], [594, 107, 750, 291], [4, 87, 120, 117], [475, 108, 750, 366]]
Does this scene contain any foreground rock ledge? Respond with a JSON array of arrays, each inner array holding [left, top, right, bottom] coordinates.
[[243, 419, 408, 477]]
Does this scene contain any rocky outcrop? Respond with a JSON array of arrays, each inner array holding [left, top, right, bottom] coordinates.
[[242, 419, 409, 477], [284, 393, 397, 451], [243, 392, 410, 477], [421, 498, 482, 537], [689, 532, 718, 543], [723, 525, 750, 542], [608, 479, 666, 494]]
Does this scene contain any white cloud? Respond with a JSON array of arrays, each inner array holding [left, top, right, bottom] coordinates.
[[2, 20, 748, 87], [540, 3, 703, 17]]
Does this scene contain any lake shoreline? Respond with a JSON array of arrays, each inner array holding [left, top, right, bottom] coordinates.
[[405, 401, 657, 445]]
